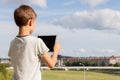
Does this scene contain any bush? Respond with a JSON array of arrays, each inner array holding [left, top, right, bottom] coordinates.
[[0, 63, 7, 79], [114, 63, 120, 67]]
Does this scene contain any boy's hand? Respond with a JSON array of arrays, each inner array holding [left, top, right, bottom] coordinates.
[[42, 42, 60, 68], [53, 43, 60, 54]]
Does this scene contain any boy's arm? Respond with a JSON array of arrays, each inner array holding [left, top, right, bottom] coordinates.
[[42, 43, 60, 69]]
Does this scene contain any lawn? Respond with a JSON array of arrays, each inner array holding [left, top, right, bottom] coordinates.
[[42, 70, 120, 80], [1, 69, 120, 80]]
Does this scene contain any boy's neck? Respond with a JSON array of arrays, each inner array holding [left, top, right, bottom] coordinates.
[[18, 26, 31, 37]]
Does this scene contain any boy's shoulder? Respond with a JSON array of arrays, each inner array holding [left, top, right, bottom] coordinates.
[[11, 35, 43, 44], [28, 36, 42, 41], [26, 35, 38, 40]]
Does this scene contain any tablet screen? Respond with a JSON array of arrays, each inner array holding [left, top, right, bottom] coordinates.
[[38, 35, 56, 52]]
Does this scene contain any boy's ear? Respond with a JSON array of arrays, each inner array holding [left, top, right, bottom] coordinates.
[[28, 19, 33, 26]]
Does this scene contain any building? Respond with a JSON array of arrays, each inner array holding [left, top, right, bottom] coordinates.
[[58, 55, 120, 66], [115, 56, 120, 63]]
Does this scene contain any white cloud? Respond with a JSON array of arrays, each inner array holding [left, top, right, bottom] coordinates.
[[98, 49, 116, 54], [79, 48, 86, 53], [0, 0, 47, 8], [60, 48, 86, 57], [1, 21, 120, 57], [80, 0, 109, 7], [64, 1, 76, 6], [64, 0, 109, 7], [53, 9, 120, 31]]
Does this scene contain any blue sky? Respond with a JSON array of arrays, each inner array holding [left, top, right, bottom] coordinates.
[[0, 0, 120, 58]]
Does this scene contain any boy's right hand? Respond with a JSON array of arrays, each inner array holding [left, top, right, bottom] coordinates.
[[42, 42, 60, 69], [53, 43, 60, 54]]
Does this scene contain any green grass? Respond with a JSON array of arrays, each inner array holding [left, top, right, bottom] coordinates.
[[90, 69, 120, 76], [1, 69, 120, 80], [42, 70, 120, 80]]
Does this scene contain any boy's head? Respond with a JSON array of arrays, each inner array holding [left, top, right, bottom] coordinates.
[[14, 5, 37, 27]]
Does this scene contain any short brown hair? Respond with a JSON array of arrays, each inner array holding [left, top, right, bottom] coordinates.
[[14, 5, 37, 27]]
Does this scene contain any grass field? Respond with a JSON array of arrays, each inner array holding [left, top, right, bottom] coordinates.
[[0, 69, 120, 80], [42, 70, 120, 80]]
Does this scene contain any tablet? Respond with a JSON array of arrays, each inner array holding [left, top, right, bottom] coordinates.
[[38, 35, 56, 52]]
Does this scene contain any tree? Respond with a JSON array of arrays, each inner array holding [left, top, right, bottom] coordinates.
[[101, 61, 106, 66], [114, 63, 120, 67], [84, 60, 90, 66], [65, 62, 72, 66], [91, 62, 97, 66]]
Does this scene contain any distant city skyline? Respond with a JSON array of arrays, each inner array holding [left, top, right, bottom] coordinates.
[[0, 0, 120, 58]]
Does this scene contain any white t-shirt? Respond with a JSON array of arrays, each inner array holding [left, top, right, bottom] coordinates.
[[8, 35, 49, 80]]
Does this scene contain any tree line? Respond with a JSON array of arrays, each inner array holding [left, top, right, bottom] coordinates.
[[64, 60, 120, 67]]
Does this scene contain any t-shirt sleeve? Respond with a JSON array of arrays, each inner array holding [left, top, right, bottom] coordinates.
[[37, 38, 49, 56], [8, 42, 13, 57]]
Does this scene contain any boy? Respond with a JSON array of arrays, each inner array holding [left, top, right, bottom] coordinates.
[[8, 5, 60, 80]]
